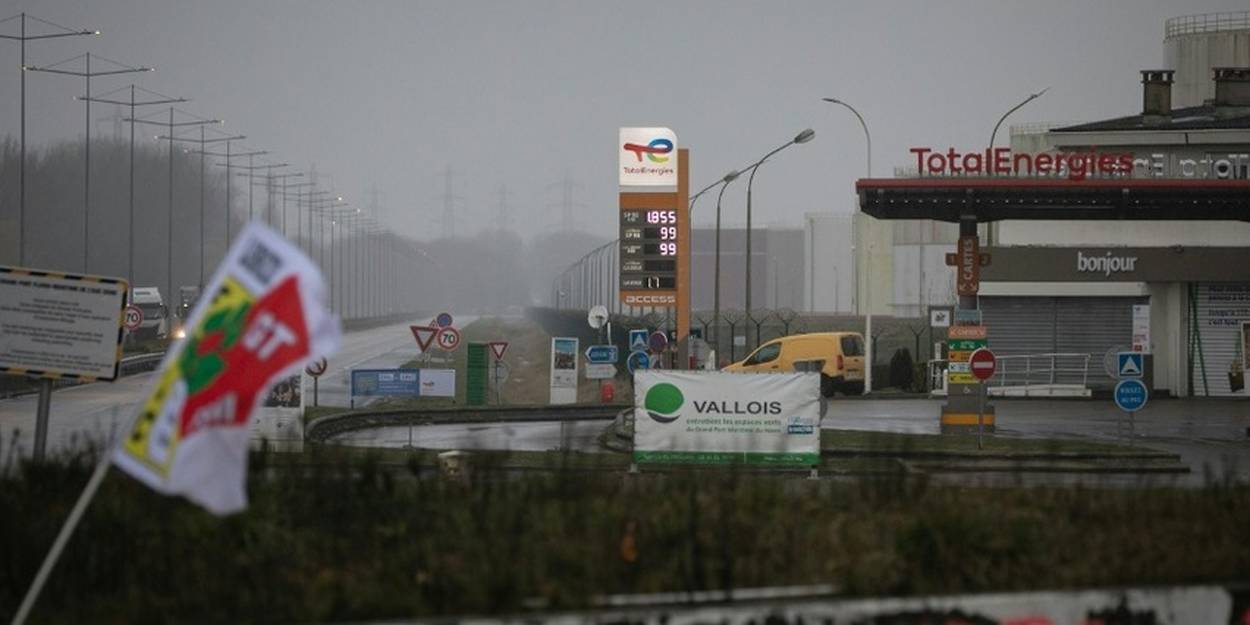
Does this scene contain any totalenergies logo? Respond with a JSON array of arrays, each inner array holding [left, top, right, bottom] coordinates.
[[623, 138, 673, 163]]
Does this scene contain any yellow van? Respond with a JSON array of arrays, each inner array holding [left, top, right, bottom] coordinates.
[[723, 332, 866, 397]]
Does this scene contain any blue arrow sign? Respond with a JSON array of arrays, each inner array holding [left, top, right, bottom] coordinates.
[[585, 345, 619, 364], [629, 329, 649, 353], [627, 350, 651, 373], [1114, 378, 1149, 412]]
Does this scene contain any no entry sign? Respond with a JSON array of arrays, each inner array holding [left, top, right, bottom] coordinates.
[[969, 347, 996, 382]]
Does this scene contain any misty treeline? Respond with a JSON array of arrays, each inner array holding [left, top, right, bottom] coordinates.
[[0, 135, 607, 314]]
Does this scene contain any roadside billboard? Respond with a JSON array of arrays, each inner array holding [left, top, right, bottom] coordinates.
[[350, 368, 455, 406], [0, 266, 128, 381], [633, 370, 820, 466], [550, 337, 579, 404]]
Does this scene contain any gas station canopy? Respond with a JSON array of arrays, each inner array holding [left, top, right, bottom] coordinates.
[[857, 178, 1250, 222]]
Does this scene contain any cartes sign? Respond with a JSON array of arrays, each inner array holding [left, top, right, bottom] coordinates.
[[945, 236, 992, 296]]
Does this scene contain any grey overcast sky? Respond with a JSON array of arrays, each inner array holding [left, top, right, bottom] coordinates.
[[2, 0, 1246, 242]]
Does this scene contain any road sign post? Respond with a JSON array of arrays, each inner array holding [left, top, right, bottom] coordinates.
[[305, 357, 327, 407], [1114, 378, 1149, 442], [969, 347, 996, 450]]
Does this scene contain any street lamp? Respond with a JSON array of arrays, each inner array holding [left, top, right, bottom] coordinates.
[[162, 129, 244, 286], [742, 128, 815, 351], [81, 85, 185, 285], [989, 87, 1049, 152], [822, 96, 873, 393], [0, 12, 97, 266], [26, 53, 152, 271], [203, 144, 266, 249], [129, 109, 220, 303], [987, 87, 1047, 246]]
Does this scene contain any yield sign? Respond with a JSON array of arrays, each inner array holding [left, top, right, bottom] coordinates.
[[410, 325, 438, 352], [488, 341, 509, 360]]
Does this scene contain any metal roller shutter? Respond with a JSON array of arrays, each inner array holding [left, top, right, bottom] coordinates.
[[1190, 283, 1250, 397], [981, 296, 1147, 391]]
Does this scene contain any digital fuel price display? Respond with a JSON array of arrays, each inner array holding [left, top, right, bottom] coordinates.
[[619, 208, 679, 296]]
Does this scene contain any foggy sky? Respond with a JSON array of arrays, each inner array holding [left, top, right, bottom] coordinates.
[[2, 0, 1245, 243]]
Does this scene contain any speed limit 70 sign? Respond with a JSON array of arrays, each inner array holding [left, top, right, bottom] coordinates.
[[123, 305, 144, 331], [436, 326, 461, 351]]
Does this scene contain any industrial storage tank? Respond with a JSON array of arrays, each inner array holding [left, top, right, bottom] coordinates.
[[1165, 11, 1250, 108]]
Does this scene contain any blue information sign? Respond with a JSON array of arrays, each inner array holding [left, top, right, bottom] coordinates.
[[1117, 352, 1144, 378], [1114, 378, 1149, 412], [629, 329, 649, 353], [352, 369, 421, 398], [626, 350, 651, 373], [585, 345, 619, 364]]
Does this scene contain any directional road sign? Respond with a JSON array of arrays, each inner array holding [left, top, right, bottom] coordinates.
[[435, 312, 454, 328], [629, 329, 649, 353], [411, 325, 437, 352], [585, 345, 619, 364], [584, 363, 616, 379], [436, 326, 461, 351], [970, 348, 996, 382], [1114, 378, 1149, 412], [626, 350, 651, 373], [1117, 352, 1144, 378], [123, 305, 143, 331], [488, 341, 509, 360]]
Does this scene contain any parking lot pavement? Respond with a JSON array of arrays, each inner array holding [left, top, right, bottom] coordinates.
[[822, 397, 1250, 485]]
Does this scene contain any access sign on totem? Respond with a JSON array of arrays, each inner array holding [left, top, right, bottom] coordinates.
[[618, 127, 690, 369]]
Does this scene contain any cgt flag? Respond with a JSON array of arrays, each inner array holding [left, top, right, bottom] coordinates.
[[112, 222, 340, 515]]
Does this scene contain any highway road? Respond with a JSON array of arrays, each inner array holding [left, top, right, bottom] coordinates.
[[0, 318, 452, 461]]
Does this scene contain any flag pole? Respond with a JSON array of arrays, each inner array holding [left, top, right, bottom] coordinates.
[[11, 458, 112, 625]]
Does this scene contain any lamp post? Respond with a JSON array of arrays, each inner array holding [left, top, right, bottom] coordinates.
[[987, 88, 1048, 246], [742, 128, 815, 351], [81, 85, 185, 285], [162, 130, 244, 287], [988, 88, 1049, 152], [204, 145, 266, 248], [26, 53, 151, 271], [129, 109, 220, 307], [268, 173, 305, 236], [0, 12, 96, 266], [822, 96, 873, 393]]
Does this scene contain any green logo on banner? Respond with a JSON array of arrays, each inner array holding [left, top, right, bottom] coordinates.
[[645, 382, 684, 423]]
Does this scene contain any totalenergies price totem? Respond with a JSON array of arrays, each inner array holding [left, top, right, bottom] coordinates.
[[618, 128, 690, 370]]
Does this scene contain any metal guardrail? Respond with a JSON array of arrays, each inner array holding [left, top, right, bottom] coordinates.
[[307, 404, 625, 444], [1165, 11, 1250, 37], [928, 352, 1092, 392], [118, 352, 165, 377]]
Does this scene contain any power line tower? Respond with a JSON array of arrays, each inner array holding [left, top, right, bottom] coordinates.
[[546, 170, 584, 232], [495, 183, 513, 232], [437, 165, 463, 239]]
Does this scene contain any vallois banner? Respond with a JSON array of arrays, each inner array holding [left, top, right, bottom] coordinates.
[[633, 371, 820, 466], [113, 222, 340, 515]]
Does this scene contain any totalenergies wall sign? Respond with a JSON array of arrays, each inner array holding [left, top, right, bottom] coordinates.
[[908, 147, 1250, 180]]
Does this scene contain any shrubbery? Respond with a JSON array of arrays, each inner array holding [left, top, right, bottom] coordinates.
[[2, 444, 1248, 622]]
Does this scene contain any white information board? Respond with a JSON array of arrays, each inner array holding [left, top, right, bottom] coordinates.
[[0, 266, 127, 380], [251, 373, 305, 452], [419, 368, 457, 398], [550, 337, 579, 404], [633, 370, 820, 466]]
